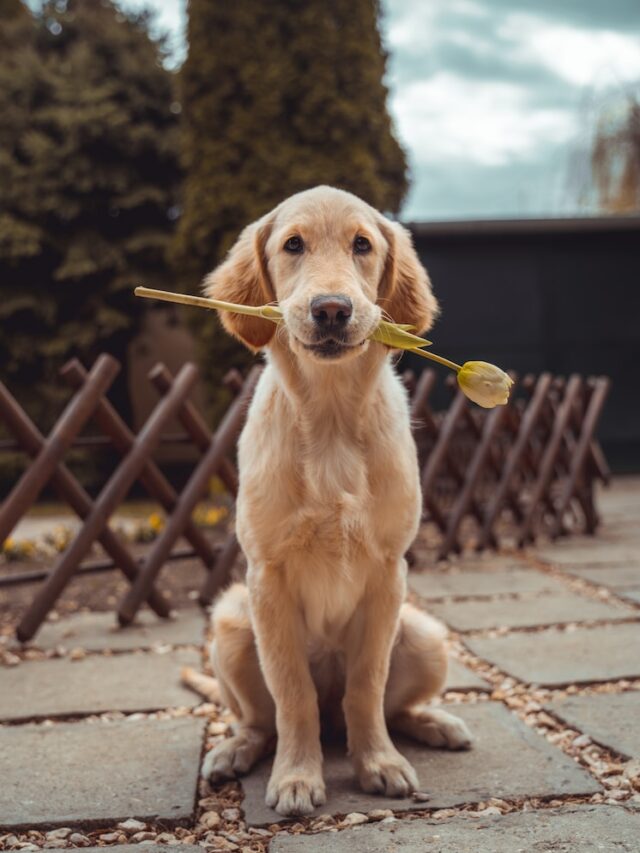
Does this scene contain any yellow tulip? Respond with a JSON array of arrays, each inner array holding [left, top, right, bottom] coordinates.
[[134, 287, 513, 407], [457, 361, 514, 408]]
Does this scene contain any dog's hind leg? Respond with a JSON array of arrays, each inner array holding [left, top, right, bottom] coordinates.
[[385, 603, 472, 750], [202, 583, 276, 783]]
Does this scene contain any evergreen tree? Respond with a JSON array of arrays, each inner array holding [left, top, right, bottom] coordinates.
[[172, 0, 408, 418], [0, 0, 181, 430]]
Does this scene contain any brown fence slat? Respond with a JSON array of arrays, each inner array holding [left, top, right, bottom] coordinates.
[[61, 359, 219, 572], [0, 381, 170, 617], [16, 363, 199, 641], [0, 351, 612, 637], [117, 366, 262, 626], [0, 355, 120, 546], [550, 376, 611, 538]]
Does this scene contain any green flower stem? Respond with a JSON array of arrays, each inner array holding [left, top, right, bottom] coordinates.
[[134, 286, 463, 369], [410, 347, 463, 372], [134, 287, 283, 320]]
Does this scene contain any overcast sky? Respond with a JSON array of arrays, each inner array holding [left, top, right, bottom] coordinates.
[[113, 1, 640, 219]]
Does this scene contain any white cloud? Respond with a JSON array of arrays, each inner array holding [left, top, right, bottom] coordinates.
[[391, 72, 575, 166], [499, 14, 640, 89]]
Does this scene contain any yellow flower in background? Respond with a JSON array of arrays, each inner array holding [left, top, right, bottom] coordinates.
[[148, 512, 165, 532], [193, 505, 228, 528], [457, 361, 514, 408]]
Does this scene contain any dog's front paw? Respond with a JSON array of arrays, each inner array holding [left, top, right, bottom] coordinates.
[[202, 731, 267, 782], [266, 771, 326, 816], [409, 708, 473, 750], [356, 748, 418, 797]]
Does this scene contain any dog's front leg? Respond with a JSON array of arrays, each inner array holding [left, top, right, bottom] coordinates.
[[248, 566, 325, 816], [343, 567, 419, 797]]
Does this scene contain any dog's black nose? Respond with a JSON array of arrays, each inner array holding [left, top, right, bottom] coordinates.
[[310, 295, 353, 328]]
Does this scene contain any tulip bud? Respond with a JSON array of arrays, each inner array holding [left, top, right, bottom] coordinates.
[[457, 361, 513, 408]]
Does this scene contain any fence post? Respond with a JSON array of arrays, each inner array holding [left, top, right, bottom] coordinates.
[[61, 359, 219, 571], [117, 366, 262, 625], [0, 381, 170, 618], [0, 355, 119, 546], [16, 363, 199, 642]]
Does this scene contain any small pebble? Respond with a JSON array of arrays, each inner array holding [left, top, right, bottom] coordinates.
[[118, 818, 147, 832], [340, 812, 368, 826], [203, 836, 238, 851], [478, 806, 502, 816], [222, 807, 241, 821], [131, 832, 157, 842], [368, 809, 393, 821], [201, 811, 221, 829], [155, 832, 177, 843], [412, 790, 431, 802], [69, 834, 90, 846], [99, 832, 121, 842], [46, 829, 71, 840]]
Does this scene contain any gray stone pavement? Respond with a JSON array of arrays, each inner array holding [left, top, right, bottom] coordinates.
[[0, 649, 200, 722], [428, 589, 635, 631], [547, 692, 640, 759], [465, 623, 640, 687], [241, 702, 599, 825], [410, 566, 561, 599], [27, 608, 205, 652], [2, 476, 639, 845], [620, 587, 640, 604], [535, 541, 640, 566], [0, 717, 205, 829], [564, 564, 640, 589], [269, 805, 640, 852], [445, 658, 490, 691]]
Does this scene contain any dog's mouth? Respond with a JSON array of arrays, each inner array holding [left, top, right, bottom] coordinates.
[[300, 337, 367, 360]]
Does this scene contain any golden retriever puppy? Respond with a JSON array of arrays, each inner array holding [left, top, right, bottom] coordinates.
[[199, 186, 471, 816]]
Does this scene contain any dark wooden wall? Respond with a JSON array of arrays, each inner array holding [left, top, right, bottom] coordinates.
[[407, 217, 640, 472]]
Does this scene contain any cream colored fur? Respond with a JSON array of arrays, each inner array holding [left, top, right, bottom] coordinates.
[[194, 186, 472, 816]]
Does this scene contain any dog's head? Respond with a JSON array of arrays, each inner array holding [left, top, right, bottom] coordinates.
[[204, 186, 438, 363]]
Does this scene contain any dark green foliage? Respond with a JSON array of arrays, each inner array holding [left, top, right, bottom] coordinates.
[[0, 0, 180, 433], [172, 0, 408, 419]]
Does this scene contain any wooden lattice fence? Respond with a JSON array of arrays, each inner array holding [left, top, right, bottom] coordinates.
[[0, 355, 609, 641]]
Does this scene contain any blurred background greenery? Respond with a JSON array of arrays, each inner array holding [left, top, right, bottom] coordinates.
[[1, 0, 639, 495]]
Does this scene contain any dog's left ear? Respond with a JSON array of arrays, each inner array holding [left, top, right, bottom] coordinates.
[[377, 218, 439, 334], [203, 212, 276, 350]]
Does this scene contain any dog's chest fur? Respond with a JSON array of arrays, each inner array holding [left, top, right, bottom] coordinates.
[[236, 360, 421, 642]]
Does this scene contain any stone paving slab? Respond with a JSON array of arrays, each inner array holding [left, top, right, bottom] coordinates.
[[0, 649, 201, 722], [269, 805, 640, 852], [564, 565, 640, 589], [410, 568, 560, 600], [0, 716, 205, 829], [466, 623, 640, 687], [619, 587, 640, 605], [428, 590, 634, 632], [445, 658, 490, 691], [535, 542, 639, 566], [547, 692, 640, 759], [240, 701, 599, 825], [27, 608, 205, 651], [455, 554, 531, 571]]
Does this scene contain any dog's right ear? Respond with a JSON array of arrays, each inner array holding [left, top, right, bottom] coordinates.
[[203, 213, 276, 350]]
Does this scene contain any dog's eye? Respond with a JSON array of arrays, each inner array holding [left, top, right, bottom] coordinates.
[[353, 235, 372, 254], [283, 236, 304, 254]]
